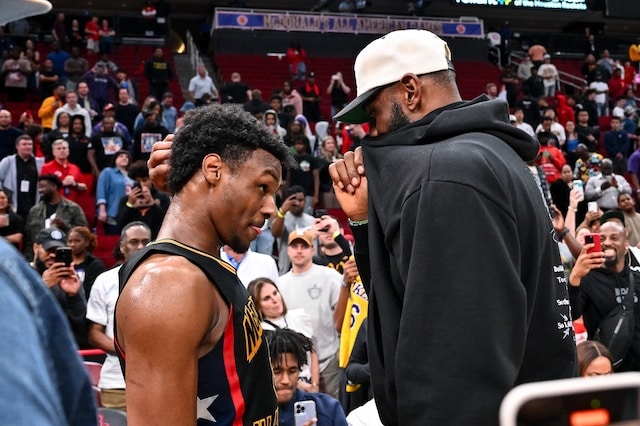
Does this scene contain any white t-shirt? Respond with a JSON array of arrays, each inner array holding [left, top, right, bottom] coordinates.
[[86, 266, 125, 389], [219, 248, 280, 288], [537, 64, 558, 88], [188, 75, 217, 100], [279, 264, 342, 370], [589, 81, 609, 105]]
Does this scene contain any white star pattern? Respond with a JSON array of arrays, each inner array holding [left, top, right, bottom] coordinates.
[[197, 394, 218, 423]]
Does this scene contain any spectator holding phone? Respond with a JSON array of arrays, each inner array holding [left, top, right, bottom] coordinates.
[[30, 226, 88, 348], [568, 219, 640, 372], [269, 328, 347, 426], [271, 185, 315, 274], [115, 161, 167, 239], [96, 150, 133, 235]]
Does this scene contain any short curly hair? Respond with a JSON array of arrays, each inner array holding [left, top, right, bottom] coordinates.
[[168, 104, 294, 195]]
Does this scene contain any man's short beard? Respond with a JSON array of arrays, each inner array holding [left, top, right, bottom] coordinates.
[[388, 101, 411, 133], [41, 192, 53, 203], [604, 255, 618, 270]]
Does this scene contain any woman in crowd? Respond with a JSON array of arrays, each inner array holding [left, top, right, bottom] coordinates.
[[550, 164, 574, 218], [20, 39, 39, 94], [317, 135, 342, 209], [67, 225, 105, 299], [98, 19, 115, 55], [133, 96, 157, 131], [96, 150, 133, 235], [248, 277, 320, 393], [577, 340, 614, 377], [66, 115, 99, 189], [564, 120, 579, 167], [0, 188, 24, 249], [45, 111, 71, 160]]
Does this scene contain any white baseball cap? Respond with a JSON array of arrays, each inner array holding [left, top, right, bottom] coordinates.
[[334, 29, 455, 124]]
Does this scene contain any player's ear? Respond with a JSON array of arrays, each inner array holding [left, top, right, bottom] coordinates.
[[202, 153, 223, 185]]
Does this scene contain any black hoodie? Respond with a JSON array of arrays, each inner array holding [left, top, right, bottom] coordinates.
[[355, 96, 577, 425]]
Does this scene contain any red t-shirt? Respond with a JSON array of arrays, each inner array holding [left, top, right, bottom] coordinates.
[[40, 160, 86, 202], [85, 21, 99, 41]]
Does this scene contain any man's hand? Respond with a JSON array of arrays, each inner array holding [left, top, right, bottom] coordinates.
[[343, 257, 359, 287], [551, 205, 565, 233], [147, 134, 174, 192], [135, 185, 155, 208], [310, 216, 338, 236], [41, 262, 77, 289], [62, 175, 77, 187], [569, 244, 605, 286], [60, 272, 81, 296], [329, 147, 368, 221], [280, 193, 301, 215]]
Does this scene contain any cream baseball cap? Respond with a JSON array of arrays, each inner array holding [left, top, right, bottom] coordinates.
[[334, 29, 455, 124]]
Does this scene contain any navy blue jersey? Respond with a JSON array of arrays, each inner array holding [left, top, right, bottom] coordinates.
[[115, 239, 278, 425]]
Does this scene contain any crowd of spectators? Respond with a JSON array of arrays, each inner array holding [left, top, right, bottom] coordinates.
[[5, 11, 640, 423]]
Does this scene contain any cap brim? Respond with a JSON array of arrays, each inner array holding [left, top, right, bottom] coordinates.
[[288, 237, 312, 246], [42, 240, 65, 250], [333, 86, 380, 124]]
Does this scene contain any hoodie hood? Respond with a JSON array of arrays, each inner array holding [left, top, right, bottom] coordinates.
[[263, 108, 281, 127], [556, 94, 568, 108], [294, 114, 314, 140], [363, 95, 539, 162]]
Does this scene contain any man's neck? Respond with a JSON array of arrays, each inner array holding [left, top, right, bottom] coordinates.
[[156, 197, 221, 257]]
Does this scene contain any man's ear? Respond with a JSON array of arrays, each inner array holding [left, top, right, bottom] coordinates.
[[399, 73, 422, 113], [202, 153, 223, 185]]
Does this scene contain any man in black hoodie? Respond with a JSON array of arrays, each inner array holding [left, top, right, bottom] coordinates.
[[329, 29, 577, 425]]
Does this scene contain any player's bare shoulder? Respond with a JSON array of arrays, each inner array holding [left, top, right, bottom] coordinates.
[[117, 253, 228, 351]]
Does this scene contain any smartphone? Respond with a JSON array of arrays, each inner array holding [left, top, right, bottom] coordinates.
[[55, 247, 73, 266], [585, 233, 602, 254], [588, 201, 598, 213], [314, 209, 328, 219], [132, 182, 144, 199], [499, 372, 640, 426], [573, 180, 585, 202], [294, 400, 317, 426]]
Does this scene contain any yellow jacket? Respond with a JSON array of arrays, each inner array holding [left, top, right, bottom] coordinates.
[[38, 96, 59, 129]]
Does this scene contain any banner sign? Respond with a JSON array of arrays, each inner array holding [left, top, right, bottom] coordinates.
[[214, 9, 484, 38]]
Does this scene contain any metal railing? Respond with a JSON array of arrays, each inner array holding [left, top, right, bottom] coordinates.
[[509, 51, 586, 92], [186, 30, 202, 73]]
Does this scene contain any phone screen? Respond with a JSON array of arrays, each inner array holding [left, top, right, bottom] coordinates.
[[516, 387, 639, 426]]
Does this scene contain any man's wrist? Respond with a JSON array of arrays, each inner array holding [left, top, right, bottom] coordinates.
[[348, 218, 368, 227], [276, 208, 285, 219], [555, 227, 570, 241]]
